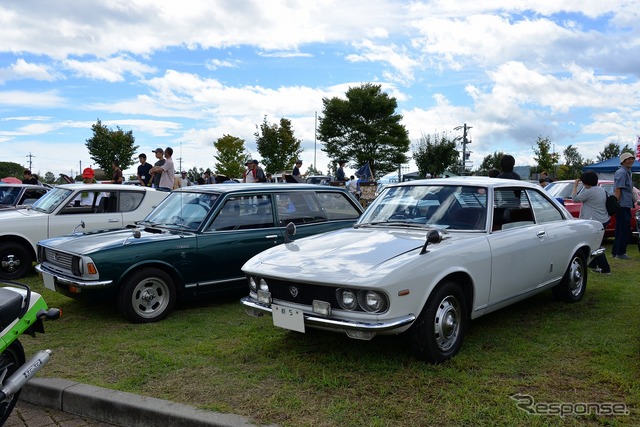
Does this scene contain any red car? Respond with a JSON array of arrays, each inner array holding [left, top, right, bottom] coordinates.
[[544, 180, 639, 237]]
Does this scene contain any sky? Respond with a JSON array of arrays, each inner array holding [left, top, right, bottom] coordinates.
[[1, 0, 639, 180]]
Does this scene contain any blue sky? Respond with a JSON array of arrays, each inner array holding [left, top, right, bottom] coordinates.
[[1, 0, 639, 179]]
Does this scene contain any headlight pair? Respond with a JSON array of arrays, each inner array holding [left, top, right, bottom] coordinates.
[[336, 288, 387, 313]]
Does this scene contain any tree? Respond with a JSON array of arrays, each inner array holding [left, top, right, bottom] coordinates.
[[476, 151, 504, 175], [213, 134, 248, 179], [555, 145, 585, 180], [44, 172, 55, 183], [0, 161, 24, 179], [413, 133, 459, 178], [85, 119, 138, 176], [255, 116, 302, 174], [597, 142, 633, 162], [318, 83, 410, 178], [305, 164, 323, 176], [532, 136, 560, 177]]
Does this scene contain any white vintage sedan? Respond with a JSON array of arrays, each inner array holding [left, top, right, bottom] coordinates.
[[241, 177, 605, 363], [0, 184, 168, 279]]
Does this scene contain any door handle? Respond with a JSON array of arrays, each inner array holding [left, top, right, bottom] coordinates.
[[536, 230, 546, 238], [265, 235, 278, 239], [108, 219, 119, 223]]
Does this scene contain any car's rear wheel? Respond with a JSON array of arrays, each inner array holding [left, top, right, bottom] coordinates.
[[0, 243, 32, 280], [552, 251, 587, 303], [409, 281, 467, 363], [118, 268, 176, 323]]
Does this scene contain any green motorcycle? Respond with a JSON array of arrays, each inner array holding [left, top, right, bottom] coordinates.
[[0, 281, 60, 423]]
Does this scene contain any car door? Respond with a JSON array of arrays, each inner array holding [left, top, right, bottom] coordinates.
[[486, 187, 549, 306], [48, 190, 123, 236], [195, 194, 283, 294]]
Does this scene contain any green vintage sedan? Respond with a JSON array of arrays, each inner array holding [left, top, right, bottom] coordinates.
[[35, 184, 363, 322]]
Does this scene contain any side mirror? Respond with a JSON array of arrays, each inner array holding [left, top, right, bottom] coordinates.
[[73, 220, 86, 234], [420, 229, 444, 255], [284, 222, 297, 243]]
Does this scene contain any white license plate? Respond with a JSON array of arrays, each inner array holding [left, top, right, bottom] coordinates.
[[42, 273, 56, 291], [272, 304, 305, 333]]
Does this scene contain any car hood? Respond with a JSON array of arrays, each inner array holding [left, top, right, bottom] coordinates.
[[0, 208, 43, 219], [40, 226, 191, 254], [243, 227, 454, 284]]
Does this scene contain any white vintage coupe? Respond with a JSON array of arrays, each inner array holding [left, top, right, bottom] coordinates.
[[241, 177, 605, 363]]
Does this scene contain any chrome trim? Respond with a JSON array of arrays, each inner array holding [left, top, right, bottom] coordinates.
[[35, 264, 113, 288], [591, 247, 605, 257], [240, 296, 416, 332]]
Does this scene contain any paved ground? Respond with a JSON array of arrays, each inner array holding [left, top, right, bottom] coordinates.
[[2, 377, 276, 427]]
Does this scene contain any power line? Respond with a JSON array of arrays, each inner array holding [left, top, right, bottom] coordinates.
[[26, 152, 36, 171]]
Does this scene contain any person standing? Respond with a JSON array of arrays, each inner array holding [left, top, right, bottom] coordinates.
[[336, 160, 346, 182], [292, 159, 303, 182], [243, 160, 256, 183], [22, 169, 38, 184], [612, 152, 636, 260], [203, 170, 215, 184], [572, 171, 610, 274], [347, 175, 360, 200], [150, 148, 165, 188], [178, 171, 191, 187], [252, 160, 266, 182], [137, 153, 152, 186], [150, 147, 175, 191], [496, 155, 521, 180], [111, 160, 123, 184]]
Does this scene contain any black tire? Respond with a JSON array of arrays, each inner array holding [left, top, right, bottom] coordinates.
[[0, 340, 25, 425], [0, 243, 33, 280], [117, 268, 176, 323], [552, 251, 587, 303], [410, 282, 468, 363]]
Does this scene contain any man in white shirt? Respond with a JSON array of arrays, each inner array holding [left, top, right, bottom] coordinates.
[[178, 171, 191, 187], [150, 147, 176, 191]]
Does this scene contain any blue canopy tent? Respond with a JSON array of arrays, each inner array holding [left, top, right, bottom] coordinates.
[[582, 157, 640, 180], [355, 162, 373, 181]]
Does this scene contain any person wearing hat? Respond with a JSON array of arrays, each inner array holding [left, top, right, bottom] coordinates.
[[292, 159, 303, 182], [612, 152, 636, 260], [74, 167, 102, 207], [242, 160, 255, 183], [149, 148, 165, 188], [150, 147, 175, 191], [178, 171, 192, 188]]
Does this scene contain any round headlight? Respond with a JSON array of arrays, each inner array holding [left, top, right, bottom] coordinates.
[[259, 278, 269, 291], [359, 290, 387, 313], [337, 289, 358, 310], [247, 276, 257, 293]]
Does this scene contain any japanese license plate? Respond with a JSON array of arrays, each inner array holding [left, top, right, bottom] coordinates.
[[42, 273, 56, 291], [272, 304, 305, 333]]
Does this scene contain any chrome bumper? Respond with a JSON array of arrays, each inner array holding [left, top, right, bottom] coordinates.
[[591, 247, 606, 257], [36, 264, 113, 288], [240, 296, 416, 333]]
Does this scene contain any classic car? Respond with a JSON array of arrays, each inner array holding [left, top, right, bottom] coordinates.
[[544, 179, 640, 237], [240, 177, 605, 363], [0, 184, 50, 210], [0, 184, 168, 279], [35, 184, 363, 323]]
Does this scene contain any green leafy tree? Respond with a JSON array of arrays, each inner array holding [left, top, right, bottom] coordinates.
[[476, 151, 504, 175], [85, 119, 138, 176], [305, 164, 323, 176], [413, 133, 459, 178], [213, 134, 248, 179], [44, 171, 55, 183], [318, 83, 410, 178], [0, 161, 24, 179], [532, 136, 560, 177], [555, 145, 584, 180], [255, 116, 302, 173], [597, 142, 633, 162]]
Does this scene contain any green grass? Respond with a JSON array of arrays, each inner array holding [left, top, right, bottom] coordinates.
[[18, 242, 640, 426]]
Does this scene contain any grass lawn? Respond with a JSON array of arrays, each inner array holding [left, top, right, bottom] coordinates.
[[19, 242, 639, 426]]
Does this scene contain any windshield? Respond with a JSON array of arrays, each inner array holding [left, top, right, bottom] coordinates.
[[143, 191, 220, 229], [0, 187, 21, 205], [544, 182, 577, 199], [31, 187, 73, 213], [358, 184, 489, 231]]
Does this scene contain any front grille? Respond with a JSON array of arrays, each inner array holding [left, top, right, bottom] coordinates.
[[42, 248, 73, 271], [265, 278, 344, 310]]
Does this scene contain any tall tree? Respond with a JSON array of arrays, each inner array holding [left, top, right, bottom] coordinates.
[[317, 83, 410, 178], [413, 133, 459, 178], [213, 134, 248, 179], [532, 136, 560, 177], [85, 119, 138, 176], [556, 144, 585, 180], [0, 161, 24, 179], [255, 116, 302, 173], [44, 171, 55, 183], [476, 151, 505, 175], [597, 142, 633, 162]]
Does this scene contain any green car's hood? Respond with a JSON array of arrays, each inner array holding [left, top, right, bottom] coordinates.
[[39, 226, 191, 254]]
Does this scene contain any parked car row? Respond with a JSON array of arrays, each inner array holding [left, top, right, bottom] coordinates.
[[3, 178, 605, 362]]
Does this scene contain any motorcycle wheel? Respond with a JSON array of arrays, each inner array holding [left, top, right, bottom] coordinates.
[[0, 340, 25, 425]]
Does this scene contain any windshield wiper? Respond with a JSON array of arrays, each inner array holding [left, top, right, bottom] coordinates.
[[361, 221, 427, 228]]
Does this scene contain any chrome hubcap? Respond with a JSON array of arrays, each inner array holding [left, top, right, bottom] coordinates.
[[434, 296, 460, 351]]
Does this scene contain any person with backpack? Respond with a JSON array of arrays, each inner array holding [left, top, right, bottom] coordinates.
[[572, 171, 610, 274]]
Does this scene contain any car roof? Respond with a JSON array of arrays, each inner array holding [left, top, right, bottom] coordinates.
[[56, 183, 158, 191], [171, 183, 347, 195], [0, 183, 48, 189], [388, 176, 542, 190]]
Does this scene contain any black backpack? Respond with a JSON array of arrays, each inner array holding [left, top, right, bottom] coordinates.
[[605, 192, 620, 216]]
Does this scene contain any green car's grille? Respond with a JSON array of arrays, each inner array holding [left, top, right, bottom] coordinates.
[[41, 248, 73, 271]]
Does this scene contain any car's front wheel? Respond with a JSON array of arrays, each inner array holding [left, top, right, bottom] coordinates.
[[409, 281, 468, 363], [0, 243, 32, 280], [118, 268, 176, 323], [552, 251, 587, 303]]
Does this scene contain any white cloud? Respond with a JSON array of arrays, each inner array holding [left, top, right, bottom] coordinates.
[[0, 90, 66, 107]]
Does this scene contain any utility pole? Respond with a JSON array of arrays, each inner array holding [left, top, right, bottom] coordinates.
[[454, 124, 472, 175], [26, 152, 35, 171]]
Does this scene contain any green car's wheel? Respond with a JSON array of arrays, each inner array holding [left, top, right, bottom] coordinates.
[[118, 268, 176, 323]]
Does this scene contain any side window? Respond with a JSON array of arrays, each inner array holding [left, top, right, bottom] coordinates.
[[527, 189, 564, 223], [119, 191, 144, 212], [316, 192, 361, 220], [492, 188, 535, 231], [276, 192, 328, 225], [207, 195, 274, 231], [20, 189, 48, 205]]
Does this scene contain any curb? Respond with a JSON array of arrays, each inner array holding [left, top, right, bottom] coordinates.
[[21, 377, 277, 427]]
